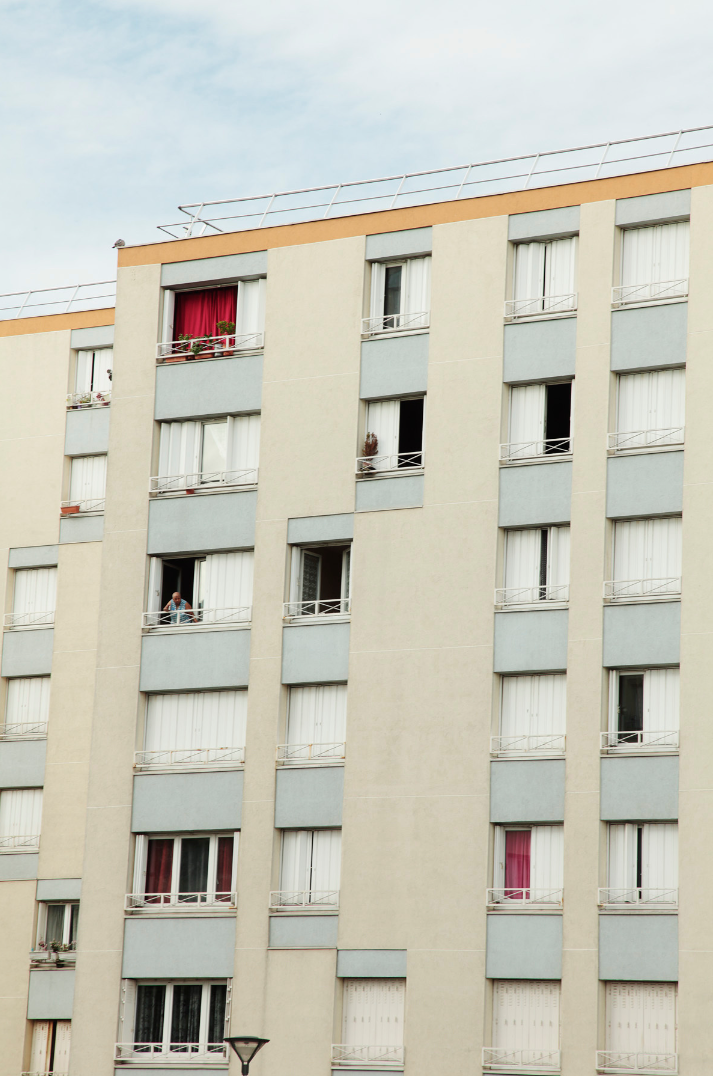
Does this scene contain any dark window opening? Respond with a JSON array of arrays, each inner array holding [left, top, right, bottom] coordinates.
[[617, 673, 644, 743], [398, 398, 424, 466], [135, 985, 166, 1045], [208, 985, 227, 1049], [170, 984, 202, 1050], [545, 382, 572, 452], [298, 544, 350, 614], [539, 530, 548, 594], [383, 265, 402, 326], [178, 837, 210, 898], [160, 558, 198, 611]]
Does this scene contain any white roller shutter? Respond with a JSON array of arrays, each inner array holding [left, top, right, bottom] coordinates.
[[13, 568, 57, 616], [342, 979, 405, 1047], [30, 1021, 54, 1072], [504, 529, 541, 594], [608, 824, 638, 890], [500, 674, 566, 740], [530, 826, 564, 892], [642, 824, 678, 890], [287, 685, 347, 745], [236, 278, 266, 337], [621, 222, 689, 294], [227, 414, 261, 477], [404, 256, 431, 325], [144, 691, 247, 752], [365, 400, 400, 468], [616, 369, 685, 446], [5, 677, 51, 729], [69, 455, 107, 509], [643, 669, 679, 734], [509, 384, 546, 452], [613, 519, 682, 586], [53, 1021, 72, 1074], [0, 788, 43, 837], [201, 552, 254, 620], [492, 980, 560, 1051], [606, 982, 676, 1054], [158, 421, 201, 486]]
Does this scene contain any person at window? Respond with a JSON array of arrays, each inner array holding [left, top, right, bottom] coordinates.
[[163, 592, 197, 624]]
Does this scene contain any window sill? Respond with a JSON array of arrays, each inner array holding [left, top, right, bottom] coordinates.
[[149, 484, 258, 499], [499, 454, 572, 468], [602, 596, 680, 606], [598, 906, 678, 915], [491, 750, 565, 760], [268, 907, 339, 916], [276, 759, 345, 769], [142, 622, 251, 635], [504, 310, 577, 324], [611, 295, 687, 311], [282, 614, 350, 626], [156, 348, 263, 366], [125, 906, 237, 918], [133, 761, 245, 774], [495, 601, 569, 612], [360, 327, 429, 341], [486, 906, 563, 915], [355, 467, 424, 481], [606, 444, 684, 458], [600, 747, 678, 757]]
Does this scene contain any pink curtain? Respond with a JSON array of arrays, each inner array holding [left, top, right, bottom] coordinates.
[[505, 830, 530, 896], [173, 287, 237, 340], [146, 838, 174, 898]]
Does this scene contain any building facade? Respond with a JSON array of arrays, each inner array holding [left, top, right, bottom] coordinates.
[[0, 157, 711, 1076]]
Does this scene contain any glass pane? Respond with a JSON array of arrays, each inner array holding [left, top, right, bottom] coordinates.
[[215, 836, 234, 899], [208, 985, 227, 1050], [170, 984, 202, 1049], [69, 904, 79, 948], [45, 905, 65, 946], [201, 422, 227, 478], [618, 674, 644, 740], [178, 837, 210, 897], [135, 984, 166, 1046], [384, 265, 402, 318], [301, 552, 320, 604]]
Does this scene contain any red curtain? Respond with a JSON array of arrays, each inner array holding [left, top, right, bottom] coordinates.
[[215, 836, 234, 899], [505, 830, 530, 896], [146, 838, 174, 897], [173, 287, 237, 340]]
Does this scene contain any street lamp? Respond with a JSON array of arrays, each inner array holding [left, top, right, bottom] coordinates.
[[225, 1036, 269, 1075]]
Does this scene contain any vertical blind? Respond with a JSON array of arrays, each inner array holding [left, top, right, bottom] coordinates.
[[75, 348, 113, 393], [621, 222, 690, 289], [605, 982, 676, 1054], [501, 675, 567, 739], [613, 518, 682, 583], [13, 568, 57, 615], [513, 238, 577, 303], [5, 677, 51, 727], [342, 979, 405, 1047], [492, 980, 560, 1051], [0, 788, 43, 836], [144, 691, 247, 752], [287, 685, 347, 745], [280, 829, 341, 893], [69, 455, 107, 508], [158, 416, 261, 481], [608, 823, 678, 890], [365, 400, 400, 465], [199, 551, 254, 615], [616, 369, 685, 440], [509, 384, 546, 446]]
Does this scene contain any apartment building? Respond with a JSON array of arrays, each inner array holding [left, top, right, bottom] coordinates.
[[0, 136, 711, 1076]]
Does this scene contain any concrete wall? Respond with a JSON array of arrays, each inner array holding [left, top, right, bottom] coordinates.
[[281, 623, 350, 684], [485, 915, 563, 979], [599, 915, 678, 981], [131, 770, 244, 832], [490, 760, 565, 822], [354, 474, 424, 512], [274, 766, 344, 827], [0, 739, 46, 788], [610, 302, 688, 372], [122, 917, 237, 978], [493, 610, 568, 672], [503, 318, 577, 383], [146, 489, 257, 554], [602, 602, 681, 667], [64, 407, 110, 455], [359, 334, 429, 398], [498, 462, 572, 527], [154, 354, 263, 420], [600, 755, 679, 820], [139, 628, 251, 691], [1, 628, 54, 676], [606, 451, 684, 517]]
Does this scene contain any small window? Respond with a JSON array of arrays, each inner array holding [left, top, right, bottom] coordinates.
[[604, 668, 679, 751], [8, 567, 57, 628], [130, 833, 238, 908], [488, 981, 560, 1070], [154, 415, 260, 492], [504, 382, 572, 460], [611, 368, 685, 450], [36, 901, 79, 953], [496, 674, 566, 755], [359, 397, 424, 473], [30, 1020, 72, 1074], [286, 544, 351, 618], [364, 257, 431, 334], [65, 454, 107, 513], [138, 691, 247, 770], [279, 684, 347, 764], [335, 979, 405, 1066], [617, 221, 689, 304], [2, 676, 50, 739], [499, 527, 570, 605], [145, 551, 253, 627], [609, 517, 681, 600], [509, 238, 577, 318], [604, 823, 678, 907], [273, 828, 341, 908], [491, 825, 563, 905], [118, 980, 229, 1060], [0, 788, 43, 851]]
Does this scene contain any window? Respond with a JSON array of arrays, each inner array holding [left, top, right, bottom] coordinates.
[[611, 369, 685, 451], [358, 397, 424, 473], [503, 382, 572, 460], [273, 828, 341, 908], [35, 902, 79, 954], [137, 691, 247, 769], [3, 676, 50, 739], [0, 788, 43, 851], [485, 981, 560, 1072], [508, 238, 578, 318], [599, 983, 676, 1073], [285, 544, 351, 618], [64, 454, 107, 513], [278, 684, 347, 763], [160, 280, 266, 359], [603, 823, 678, 906], [129, 833, 238, 909], [616, 221, 690, 305], [68, 347, 112, 407], [29, 1020, 72, 1075], [334, 979, 405, 1066], [498, 527, 570, 605], [153, 415, 260, 492], [604, 668, 679, 751], [608, 517, 681, 600], [6, 567, 56, 628], [491, 826, 564, 905], [116, 980, 229, 1061], [495, 674, 566, 755], [364, 256, 431, 335], [145, 550, 254, 627]]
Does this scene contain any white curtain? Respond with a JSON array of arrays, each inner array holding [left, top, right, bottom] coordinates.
[[492, 980, 560, 1051], [616, 369, 685, 445], [544, 237, 578, 304], [621, 222, 690, 292], [69, 455, 107, 508], [365, 400, 400, 468], [0, 788, 43, 836], [500, 675, 567, 740], [13, 568, 57, 615], [342, 980, 405, 1048], [75, 348, 112, 393], [200, 552, 254, 619], [144, 691, 247, 752], [404, 256, 431, 324], [369, 262, 386, 319], [643, 668, 679, 733], [546, 527, 571, 592], [287, 685, 347, 745], [158, 422, 201, 484], [607, 824, 639, 890], [509, 384, 546, 450], [504, 529, 541, 593], [530, 826, 564, 891], [5, 677, 51, 728], [226, 414, 261, 475], [513, 243, 546, 302], [613, 518, 682, 584], [642, 823, 678, 890], [513, 238, 576, 306], [280, 829, 341, 892], [605, 983, 676, 1054], [236, 278, 266, 337]]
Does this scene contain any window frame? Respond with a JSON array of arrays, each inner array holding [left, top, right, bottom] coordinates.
[[132, 832, 240, 904]]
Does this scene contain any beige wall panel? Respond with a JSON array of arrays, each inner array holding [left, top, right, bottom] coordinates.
[[0, 880, 35, 1076], [404, 950, 486, 1076], [677, 949, 712, 1075], [260, 949, 337, 1076], [686, 184, 713, 336], [560, 949, 599, 1072]]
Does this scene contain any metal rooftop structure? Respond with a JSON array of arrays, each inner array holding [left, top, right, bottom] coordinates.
[[0, 281, 116, 322]]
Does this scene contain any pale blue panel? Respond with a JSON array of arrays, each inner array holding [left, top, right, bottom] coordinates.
[[122, 917, 236, 978], [155, 355, 263, 421], [139, 630, 251, 692], [493, 611, 568, 673], [508, 206, 580, 241], [0, 739, 46, 788], [8, 546, 58, 569], [147, 490, 256, 555], [600, 756, 678, 820], [281, 623, 350, 685], [27, 969, 75, 1019], [337, 950, 407, 977], [275, 767, 344, 828], [503, 319, 577, 383], [1, 629, 54, 677], [132, 770, 243, 832], [70, 324, 114, 348], [486, 915, 562, 979], [365, 228, 432, 260], [355, 475, 424, 513], [0, 853, 38, 881], [602, 603, 680, 667], [64, 407, 110, 455], [499, 462, 572, 527], [59, 515, 104, 544], [360, 334, 429, 399], [161, 251, 267, 287], [287, 514, 354, 544], [599, 916, 678, 981], [269, 914, 338, 948], [490, 760, 565, 823], [36, 878, 82, 901], [607, 452, 683, 518], [615, 190, 690, 227], [611, 304, 688, 372]]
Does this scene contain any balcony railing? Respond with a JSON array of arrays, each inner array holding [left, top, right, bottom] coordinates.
[[601, 730, 679, 752], [269, 889, 339, 910], [604, 578, 681, 600], [66, 389, 111, 409], [125, 891, 237, 910], [596, 1050, 677, 1074], [0, 721, 48, 740], [332, 1044, 405, 1066], [598, 887, 678, 907], [612, 279, 688, 307], [60, 498, 105, 515], [495, 584, 569, 606], [134, 746, 245, 769], [0, 834, 40, 851], [276, 742, 346, 764], [115, 1043, 227, 1061], [30, 946, 77, 965], [491, 734, 566, 755], [3, 611, 54, 629], [505, 293, 577, 320], [156, 332, 264, 362], [356, 451, 424, 475], [500, 437, 572, 461], [283, 598, 350, 619], [482, 1046, 561, 1072], [488, 888, 564, 908], [149, 467, 258, 494], [142, 607, 252, 628], [608, 428, 684, 451], [361, 311, 429, 335]]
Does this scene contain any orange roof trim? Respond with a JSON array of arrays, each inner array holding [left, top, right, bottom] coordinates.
[[0, 307, 115, 339]]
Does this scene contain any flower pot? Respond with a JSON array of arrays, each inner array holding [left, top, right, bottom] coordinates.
[[61, 505, 80, 515], [164, 356, 186, 364], [185, 489, 196, 495]]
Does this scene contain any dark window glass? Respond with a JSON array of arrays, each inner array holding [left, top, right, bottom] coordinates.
[[170, 984, 202, 1049], [398, 398, 424, 465], [618, 674, 644, 742], [545, 383, 572, 451], [208, 985, 227, 1050], [539, 530, 549, 594], [135, 984, 166, 1045], [179, 838, 210, 897], [384, 265, 402, 323]]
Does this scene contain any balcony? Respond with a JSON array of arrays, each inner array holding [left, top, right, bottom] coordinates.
[[482, 1047, 560, 1072], [361, 311, 429, 336], [603, 578, 681, 602], [600, 730, 679, 753], [0, 833, 40, 852], [282, 598, 350, 622], [142, 607, 252, 630], [276, 742, 346, 766], [134, 746, 245, 770], [60, 497, 105, 516], [269, 889, 339, 912], [0, 721, 48, 740], [115, 1042, 228, 1062], [500, 437, 572, 462], [125, 891, 237, 912], [495, 584, 569, 607], [156, 332, 264, 363], [66, 389, 111, 409], [356, 451, 424, 477], [504, 293, 577, 321], [608, 428, 684, 452], [596, 1050, 677, 1074], [149, 467, 258, 496], [612, 279, 688, 307], [491, 734, 566, 757], [3, 611, 54, 629], [332, 1044, 404, 1067], [598, 887, 678, 909], [487, 888, 564, 909]]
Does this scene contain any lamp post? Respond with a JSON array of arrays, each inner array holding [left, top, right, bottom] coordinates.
[[225, 1036, 270, 1075]]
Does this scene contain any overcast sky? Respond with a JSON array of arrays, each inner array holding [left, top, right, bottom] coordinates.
[[0, 0, 710, 295]]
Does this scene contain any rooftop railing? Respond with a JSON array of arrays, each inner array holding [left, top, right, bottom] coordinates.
[[0, 280, 116, 321], [482, 1046, 561, 1072], [608, 428, 684, 451], [596, 1050, 677, 1074], [612, 279, 688, 306]]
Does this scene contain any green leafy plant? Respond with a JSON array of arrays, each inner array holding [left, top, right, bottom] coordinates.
[[216, 320, 236, 335]]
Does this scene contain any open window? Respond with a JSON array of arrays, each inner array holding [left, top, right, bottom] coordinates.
[[117, 979, 230, 1061], [498, 527, 570, 605], [35, 901, 79, 955], [604, 668, 679, 751], [491, 825, 563, 906], [358, 397, 424, 473], [63, 454, 107, 514], [487, 982, 560, 1072], [286, 544, 351, 618], [610, 368, 685, 450], [29, 1020, 72, 1075], [495, 674, 566, 755], [130, 832, 239, 909], [272, 828, 341, 909], [145, 551, 254, 627], [278, 684, 347, 764], [603, 823, 678, 906], [608, 517, 681, 600], [152, 415, 261, 493], [503, 382, 572, 460], [68, 347, 112, 408], [364, 256, 431, 335], [615, 220, 689, 305], [507, 237, 578, 319], [137, 690, 247, 770], [159, 280, 266, 361], [2, 676, 50, 739]]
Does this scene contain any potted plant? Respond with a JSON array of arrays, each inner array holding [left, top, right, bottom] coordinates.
[[360, 432, 378, 474], [216, 320, 236, 356], [163, 333, 192, 363]]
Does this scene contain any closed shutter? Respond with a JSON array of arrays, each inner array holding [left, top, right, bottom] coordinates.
[[158, 421, 201, 486], [544, 237, 577, 302], [53, 1020, 72, 1074], [5, 676, 51, 728], [643, 669, 679, 734], [546, 527, 570, 591], [144, 691, 247, 752], [513, 243, 546, 302], [613, 519, 682, 584], [0, 788, 43, 837], [366, 400, 400, 469], [608, 824, 638, 889], [530, 826, 564, 891], [642, 824, 678, 890], [500, 674, 566, 739], [404, 256, 431, 325], [616, 369, 685, 446], [13, 568, 57, 616], [236, 278, 266, 337], [622, 222, 690, 292], [30, 1020, 53, 1071], [201, 552, 253, 620], [227, 414, 261, 476], [492, 980, 560, 1051], [509, 384, 546, 451], [641, 984, 677, 1054], [69, 455, 107, 508], [311, 829, 342, 891], [342, 979, 405, 1047], [286, 685, 348, 745], [504, 529, 541, 593], [606, 982, 676, 1053]]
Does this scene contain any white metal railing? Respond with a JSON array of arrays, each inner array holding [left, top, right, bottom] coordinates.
[[491, 734, 566, 755], [0, 721, 48, 740], [269, 889, 339, 910], [156, 128, 712, 238], [0, 280, 116, 321], [356, 451, 424, 474], [66, 389, 111, 409], [596, 1050, 677, 1073], [505, 293, 577, 320], [482, 1046, 561, 1071], [612, 279, 688, 306], [149, 468, 258, 493], [60, 498, 105, 514], [361, 311, 429, 335], [125, 891, 237, 910], [332, 1044, 405, 1065], [3, 611, 54, 628], [156, 332, 264, 361], [142, 607, 251, 628], [115, 1043, 227, 1061], [500, 437, 572, 461], [276, 742, 346, 763], [598, 887, 678, 907], [283, 598, 350, 619], [601, 730, 679, 751], [608, 428, 684, 451], [604, 577, 681, 600], [488, 888, 564, 907], [135, 746, 245, 769], [0, 834, 40, 851], [495, 584, 569, 605]]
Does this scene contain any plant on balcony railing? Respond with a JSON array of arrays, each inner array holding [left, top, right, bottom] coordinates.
[[3, 610, 54, 628], [135, 746, 245, 769], [361, 310, 429, 335], [597, 887, 678, 907], [332, 1044, 405, 1065], [603, 578, 681, 600], [491, 733, 566, 755], [505, 293, 577, 320], [125, 890, 237, 910], [482, 1046, 560, 1071], [282, 598, 350, 619], [596, 1049, 677, 1073], [500, 437, 572, 461], [356, 450, 423, 475], [115, 1042, 227, 1061], [276, 741, 346, 763], [31, 940, 77, 965], [149, 467, 258, 493], [495, 583, 569, 606], [0, 721, 48, 740], [156, 330, 264, 362], [269, 889, 339, 910], [0, 833, 40, 851], [142, 607, 251, 628], [60, 498, 105, 515], [487, 887, 564, 907], [608, 427, 684, 451], [612, 279, 688, 306], [600, 730, 679, 751], [66, 389, 111, 409]]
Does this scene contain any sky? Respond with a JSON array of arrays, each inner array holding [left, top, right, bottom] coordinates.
[[0, 0, 710, 296]]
